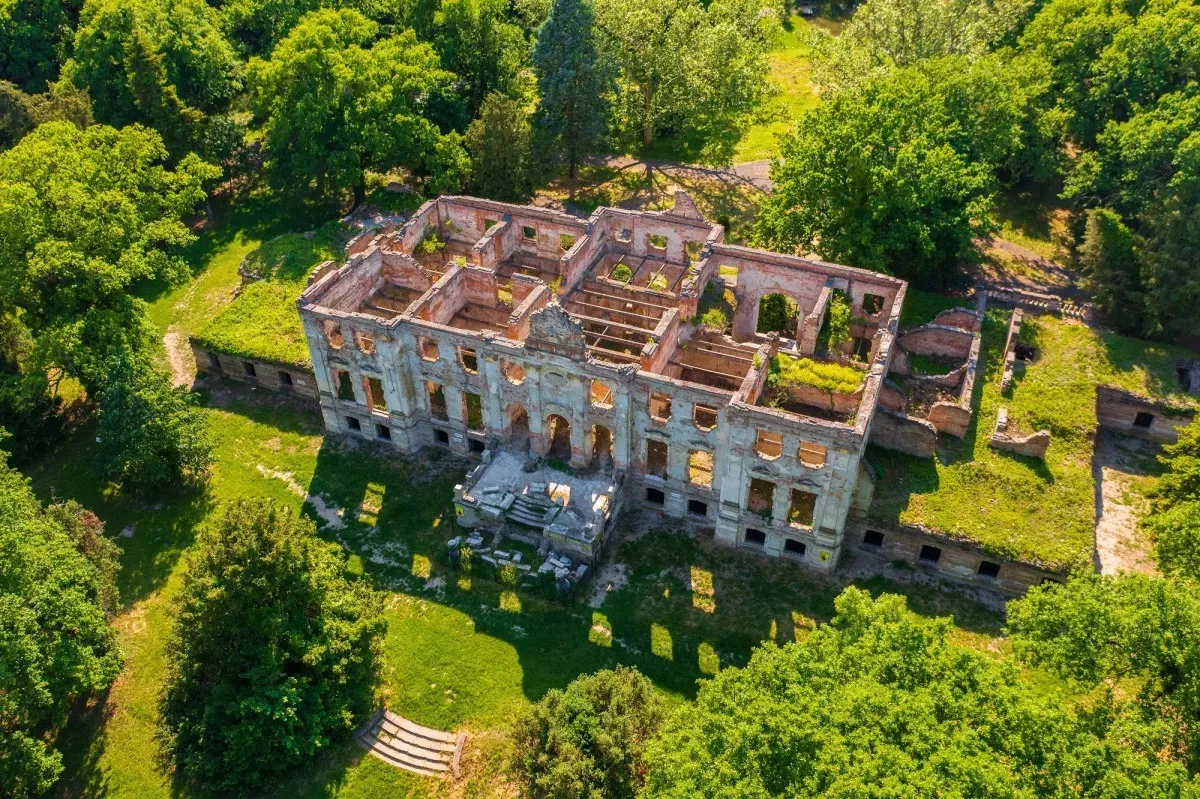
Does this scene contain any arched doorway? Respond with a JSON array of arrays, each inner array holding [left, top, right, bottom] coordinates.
[[756, 293, 799, 338], [507, 402, 530, 449], [590, 424, 613, 469], [546, 414, 572, 459]]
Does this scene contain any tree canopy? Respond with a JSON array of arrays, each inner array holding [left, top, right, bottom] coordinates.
[[645, 587, 1196, 797], [756, 57, 1018, 286], [532, 0, 609, 177], [66, 0, 242, 155], [248, 9, 469, 204], [513, 666, 665, 799], [0, 451, 121, 797], [159, 499, 386, 795]]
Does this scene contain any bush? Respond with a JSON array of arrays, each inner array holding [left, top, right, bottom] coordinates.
[[816, 289, 852, 353], [158, 500, 385, 795], [512, 667, 665, 799], [610, 262, 633, 282], [1147, 501, 1200, 580], [694, 307, 729, 332], [768, 355, 864, 395]]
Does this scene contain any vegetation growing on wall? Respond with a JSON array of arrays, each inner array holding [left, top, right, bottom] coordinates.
[[768, 354, 864, 395]]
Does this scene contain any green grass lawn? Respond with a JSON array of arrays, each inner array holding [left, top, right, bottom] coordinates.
[[899, 287, 973, 329], [32, 370, 1006, 797], [868, 311, 1188, 571]]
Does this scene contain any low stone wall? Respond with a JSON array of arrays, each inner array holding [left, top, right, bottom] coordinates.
[[927, 401, 971, 437], [1096, 385, 1195, 444], [897, 324, 976, 360], [879, 380, 907, 412], [190, 340, 320, 399], [868, 408, 938, 457], [784, 381, 862, 416], [846, 520, 1063, 596], [989, 407, 1050, 458]]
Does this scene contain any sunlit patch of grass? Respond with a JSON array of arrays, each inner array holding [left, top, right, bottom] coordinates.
[[411, 554, 432, 579], [499, 590, 522, 613], [690, 566, 716, 613], [698, 642, 720, 676], [456, 573, 471, 591], [589, 612, 613, 648], [651, 623, 674, 660]]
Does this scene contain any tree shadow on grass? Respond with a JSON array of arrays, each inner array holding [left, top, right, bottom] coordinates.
[[54, 690, 115, 799]]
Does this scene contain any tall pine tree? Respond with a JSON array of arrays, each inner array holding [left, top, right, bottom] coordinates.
[[532, 0, 608, 178]]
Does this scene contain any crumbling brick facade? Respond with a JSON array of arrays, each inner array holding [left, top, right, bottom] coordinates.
[[298, 194, 906, 569]]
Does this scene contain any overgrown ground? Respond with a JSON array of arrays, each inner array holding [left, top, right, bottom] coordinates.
[[870, 311, 1192, 570], [35, 203, 1012, 799]]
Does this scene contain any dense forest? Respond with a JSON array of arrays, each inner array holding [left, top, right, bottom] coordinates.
[[2, 0, 1200, 795]]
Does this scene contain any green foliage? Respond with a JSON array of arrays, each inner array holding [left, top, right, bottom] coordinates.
[[512, 666, 665, 799], [1008, 573, 1200, 768], [757, 56, 1015, 288], [96, 354, 213, 492], [594, 0, 777, 161], [533, 0, 610, 177], [1148, 501, 1200, 581], [809, 0, 1034, 88], [433, 0, 526, 117], [0, 452, 121, 798], [248, 9, 468, 205], [159, 499, 386, 795], [646, 587, 1193, 798], [0, 121, 215, 394], [816, 288, 851, 353], [694, 307, 728, 332], [1154, 419, 1200, 512], [755, 292, 797, 334], [1078, 207, 1139, 333], [0, 79, 93, 148], [466, 93, 540, 203], [67, 0, 242, 155], [0, 0, 82, 92], [768, 354, 864, 395], [899, 286, 971, 328], [609, 262, 633, 282], [1018, 0, 1200, 338]]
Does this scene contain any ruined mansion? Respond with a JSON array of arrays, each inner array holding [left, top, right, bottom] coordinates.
[[289, 192, 934, 571]]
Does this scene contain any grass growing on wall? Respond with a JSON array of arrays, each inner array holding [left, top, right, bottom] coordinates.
[[768, 354, 865, 395]]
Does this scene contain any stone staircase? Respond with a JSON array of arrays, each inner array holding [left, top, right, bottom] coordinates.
[[507, 491, 558, 529], [355, 709, 466, 778]]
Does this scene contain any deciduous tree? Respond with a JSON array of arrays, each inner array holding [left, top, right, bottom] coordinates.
[[248, 9, 468, 205], [95, 354, 213, 491], [513, 666, 664, 799], [646, 587, 1195, 797], [433, 0, 526, 117], [0, 452, 121, 797], [159, 499, 385, 794]]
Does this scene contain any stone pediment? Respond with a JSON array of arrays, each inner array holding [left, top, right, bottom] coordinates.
[[526, 302, 588, 359]]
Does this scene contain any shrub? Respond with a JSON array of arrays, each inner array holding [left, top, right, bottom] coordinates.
[[1147, 501, 1200, 580], [513, 667, 665, 799], [768, 355, 864, 395], [610, 263, 633, 282], [817, 289, 852, 353], [694, 307, 728, 332], [158, 500, 385, 794]]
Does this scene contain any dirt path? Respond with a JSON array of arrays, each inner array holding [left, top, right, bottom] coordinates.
[[163, 325, 196, 389], [1092, 432, 1158, 575]]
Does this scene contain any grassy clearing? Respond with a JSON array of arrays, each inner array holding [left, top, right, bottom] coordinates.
[[991, 185, 1071, 262], [33, 372, 1006, 798], [1094, 332, 1199, 408], [869, 312, 1100, 570], [192, 220, 351, 369], [732, 15, 822, 162]]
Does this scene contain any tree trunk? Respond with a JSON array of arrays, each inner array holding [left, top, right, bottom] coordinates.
[[353, 171, 366, 208], [642, 89, 655, 148]]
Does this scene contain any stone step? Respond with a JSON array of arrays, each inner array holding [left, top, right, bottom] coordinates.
[[378, 716, 458, 753], [363, 728, 452, 767], [359, 732, 451, 776]]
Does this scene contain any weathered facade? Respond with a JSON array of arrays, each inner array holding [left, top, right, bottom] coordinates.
[[298, 194, 907, 569]]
